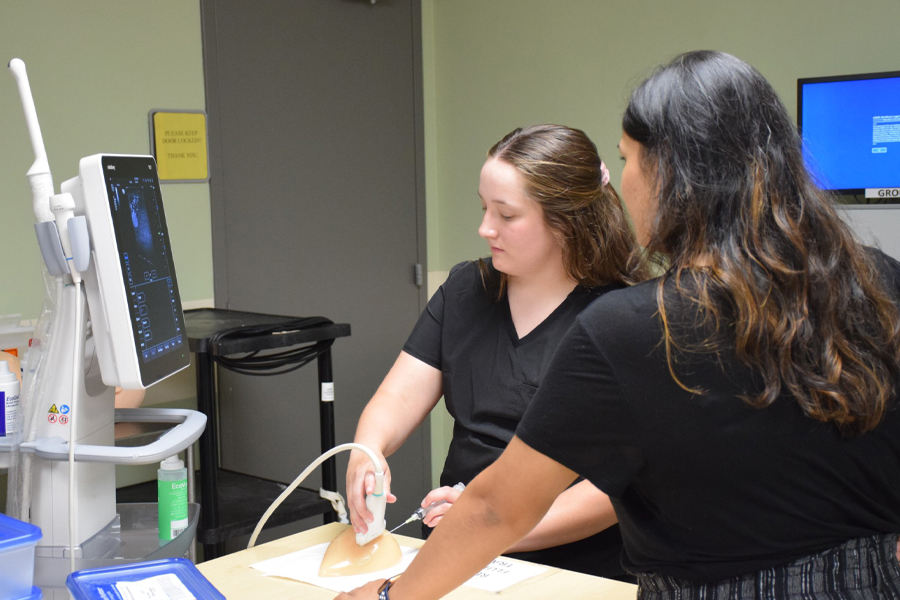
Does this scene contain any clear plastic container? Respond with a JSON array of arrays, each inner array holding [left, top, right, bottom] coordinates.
[[34, 502, 200, 595], [0, 512, 42, 600]]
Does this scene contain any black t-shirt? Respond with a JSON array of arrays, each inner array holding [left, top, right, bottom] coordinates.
[[517, 250, 900, 582], [403, 260, 629, 579]]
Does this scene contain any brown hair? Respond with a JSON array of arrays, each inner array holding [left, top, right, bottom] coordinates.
[[623, 51, 900, 436], [478, 124, 647, 296]]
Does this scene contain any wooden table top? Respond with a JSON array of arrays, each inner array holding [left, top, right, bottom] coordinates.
[[197, 523, 637, 599]]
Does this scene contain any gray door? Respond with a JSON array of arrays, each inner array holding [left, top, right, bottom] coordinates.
[[201, 0, 429, 539]]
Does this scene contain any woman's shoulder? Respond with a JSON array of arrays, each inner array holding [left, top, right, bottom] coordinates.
[[439, 258, 497, 297], [864, 246, 900, 298], [580, 279, 630, 300], [569, 280, 627, 311], [579, 277, 661, 326]]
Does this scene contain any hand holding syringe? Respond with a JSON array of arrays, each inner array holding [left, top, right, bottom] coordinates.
[[389, 482, 465, 533]]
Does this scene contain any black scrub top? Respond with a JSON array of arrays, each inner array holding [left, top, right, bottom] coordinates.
[[403, 259, 631, 580]]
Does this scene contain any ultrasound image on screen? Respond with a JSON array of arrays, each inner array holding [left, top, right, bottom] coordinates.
[[107, 173, 184, 366], [129, 191, 154, 254]]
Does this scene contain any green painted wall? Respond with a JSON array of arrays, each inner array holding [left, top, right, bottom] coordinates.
[[0, 0, 213, 321], [0, 1, 210, 498], [421, 0, 900, 484], [422, 0, 441, 270], [3, 0, 898, 495], [423, 0, 900, 272]]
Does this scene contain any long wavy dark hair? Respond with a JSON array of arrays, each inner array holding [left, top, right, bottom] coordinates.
[[478, 124, 648, 297], [623, 50, 900, 436]]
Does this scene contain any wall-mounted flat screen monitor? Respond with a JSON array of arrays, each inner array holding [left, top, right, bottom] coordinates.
[[798, 70, 900, 203]]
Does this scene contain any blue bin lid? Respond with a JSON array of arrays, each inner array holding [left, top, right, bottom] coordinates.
[[66, 558, 225, 600], [12, 587, 42, 600], [0, 512, 42, 551]]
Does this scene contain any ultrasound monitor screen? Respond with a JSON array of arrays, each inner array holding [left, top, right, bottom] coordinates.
[[102, 156, 188, 385], [799, 72, 900, 193]]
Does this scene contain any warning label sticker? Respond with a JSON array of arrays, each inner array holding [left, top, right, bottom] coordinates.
[[48, 404, 59, 414]]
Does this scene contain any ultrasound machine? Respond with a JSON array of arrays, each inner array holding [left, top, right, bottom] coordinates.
[[5, 58, 206, 598]]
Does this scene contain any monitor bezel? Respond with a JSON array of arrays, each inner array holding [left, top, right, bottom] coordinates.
[[797, 69, 900, 196]]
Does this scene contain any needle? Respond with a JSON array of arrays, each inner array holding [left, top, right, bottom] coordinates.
[[388, 482, 465, 533]]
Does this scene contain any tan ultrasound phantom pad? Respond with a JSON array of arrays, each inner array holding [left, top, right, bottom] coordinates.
[[318, 526, 403, 577]]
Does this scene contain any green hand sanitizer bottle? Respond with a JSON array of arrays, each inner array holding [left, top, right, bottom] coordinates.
[[158, 455, 188, 545]]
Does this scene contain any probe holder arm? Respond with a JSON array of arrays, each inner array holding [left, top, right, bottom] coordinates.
[[67, 216, 91, 272], [34, 221, 68, 276], [19, 408, 206, 464], [34, 216, 90, 276]]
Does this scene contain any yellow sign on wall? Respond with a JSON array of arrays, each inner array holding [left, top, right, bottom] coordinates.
[[150, 110, 209, 182]]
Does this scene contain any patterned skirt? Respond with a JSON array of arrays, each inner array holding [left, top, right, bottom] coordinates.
[[636, 534, 900, 600]]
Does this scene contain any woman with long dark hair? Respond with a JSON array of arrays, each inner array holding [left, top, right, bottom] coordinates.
[[345, 124, 646, 580], [338, 51, 900, 599]]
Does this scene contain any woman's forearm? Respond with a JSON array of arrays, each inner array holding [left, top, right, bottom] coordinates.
[[347, 352, 444, 531], [506, 479, 617, 552], [390, 483, 528, 600], [384, 437, 578, 600]]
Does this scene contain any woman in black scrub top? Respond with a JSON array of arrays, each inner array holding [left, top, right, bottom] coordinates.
[[338, 51, 900, 600], [346, 124, 647, 580]]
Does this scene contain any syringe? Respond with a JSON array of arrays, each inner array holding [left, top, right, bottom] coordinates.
[[389, 482, 465, 534]]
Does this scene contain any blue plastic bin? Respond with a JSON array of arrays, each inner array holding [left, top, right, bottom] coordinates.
[[66, 558, 225, 600], [0, 512, 42, 600]]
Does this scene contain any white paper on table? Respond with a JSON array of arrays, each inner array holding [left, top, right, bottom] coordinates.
[[250, 542, 419, 593], [251, 542, 547, 594], [461, 557, 547, 593], [115, 574, 197, 600]]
